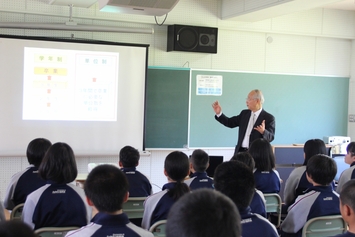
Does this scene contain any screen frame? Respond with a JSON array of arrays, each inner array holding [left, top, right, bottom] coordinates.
[[0, 34, 149, 156]]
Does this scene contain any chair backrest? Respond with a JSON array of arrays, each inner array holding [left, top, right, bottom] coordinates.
[[34, 227, 79, 237], [122, 197, 146, 219], [263, 193, 282, 227], [10, 203, 25, 220], [302, 215, 347, 237], [149, 220, 167, 237]]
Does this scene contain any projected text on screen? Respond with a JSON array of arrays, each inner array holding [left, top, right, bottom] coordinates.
[[23, 47, 119, 121]]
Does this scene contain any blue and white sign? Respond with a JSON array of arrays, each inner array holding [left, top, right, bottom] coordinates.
[[196, 75, 222, 96]]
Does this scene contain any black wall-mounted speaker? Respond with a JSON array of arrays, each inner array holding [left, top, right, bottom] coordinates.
[[167, 25, 218, 54]]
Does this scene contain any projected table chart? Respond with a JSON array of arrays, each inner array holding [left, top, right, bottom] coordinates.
[[22, 47, 119, 121]]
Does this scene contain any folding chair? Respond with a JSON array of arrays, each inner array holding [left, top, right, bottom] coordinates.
[[263, 193, 282, 227], [34, 226, 79, 237], [302, 215, 347, 237], [149, 220, 167, 237], [10, 203, 24, 220], [122, 197, 146, 219]]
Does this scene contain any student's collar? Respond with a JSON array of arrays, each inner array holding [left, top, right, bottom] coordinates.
[[190, 171, 208, 178], [162, 182, 177, 190], [238, 206, 252, 216], [121, 167, 137, 171]]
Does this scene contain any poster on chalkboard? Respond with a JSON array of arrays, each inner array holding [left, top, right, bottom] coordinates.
[[196, 75, 222, 96]]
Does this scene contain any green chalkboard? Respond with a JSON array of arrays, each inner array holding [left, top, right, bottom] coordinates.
[[189, 70, 349, 148], [145, 68, 349, 148], [145, 67, 190, 148]]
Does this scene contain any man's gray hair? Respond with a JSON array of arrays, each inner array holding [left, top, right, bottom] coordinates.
[[253, 89, 265, 104]]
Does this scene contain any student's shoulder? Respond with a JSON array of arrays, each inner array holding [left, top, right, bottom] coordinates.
[[332, 232, 355, 237], [144, 190, 168, 204], [9, 166, 33, 180], [242, 213, 278, 235], [134, 170, 151, 179], [183, 177, 195, 186], [65, 223, 99, 237], [342, 165, 355, 176], [127, 222, 154, 237], [290, 166, 306, 175]]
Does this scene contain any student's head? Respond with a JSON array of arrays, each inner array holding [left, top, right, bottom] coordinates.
[[306, 154, 337, 186], [248, 138, 275, 171], [339, 179, 355, 222], [164, 151, 190, 200], [26, 138, 52, 167], [230, 152, 255, 171], [119, 145, 140, 168], [165, 151, 190, 182], [303, 139, 327, 165], [246, 89, 264, 112], [39, 142, 78, 184], [345, 142, 355, 165], [189, 149, 209, 173], [84, 164, 129, 213], [0, 220, 36, 237], [166, 189, 241, 237], [214, 161, 255, 209]]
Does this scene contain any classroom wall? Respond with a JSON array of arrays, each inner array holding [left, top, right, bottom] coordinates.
[[0, 0, 354, 198], [349, 40, 355, 140]]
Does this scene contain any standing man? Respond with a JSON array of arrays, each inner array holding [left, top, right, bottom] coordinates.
[[212, 89, 275, 154]]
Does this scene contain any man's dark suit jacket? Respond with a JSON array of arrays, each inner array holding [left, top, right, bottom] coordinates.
[[215, 109, 275, 154]]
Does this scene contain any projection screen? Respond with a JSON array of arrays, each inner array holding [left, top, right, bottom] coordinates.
[[0, 35, 148, 155]]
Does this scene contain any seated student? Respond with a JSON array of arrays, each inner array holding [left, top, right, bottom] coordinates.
[[166, 189, 241, 237], [230, 152, 267, 217], [141, 151, 190, 230], [65, 164, 153, 237], [337, 142, 355, 193], [248, 138, 281, 193], [283, 139, 327, 206], [22, 142, 92, 230], [280, 154, 340, 237], [214, 161, 279, 237], [119, 146, 152, 197], [333, 179, 355, 237], [184, 149, 214, 190], [4, 138, 51, 210], [0, 220, 37, 237]]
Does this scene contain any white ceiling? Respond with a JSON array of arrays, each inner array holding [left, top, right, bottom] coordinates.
[[221, 0, 355, 22], [324, 0, 355, 11], [45, 0, 355, 21]]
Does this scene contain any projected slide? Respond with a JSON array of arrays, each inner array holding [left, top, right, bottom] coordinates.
[[23, 47, 119, 121]]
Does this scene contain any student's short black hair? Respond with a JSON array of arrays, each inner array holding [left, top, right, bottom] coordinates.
[[165, 151, 190, 201], [26, 138, 52, 167], [347, 142, 355, 157], [39, 142, 78, 184], [303, 139, 327, 165], [248, 138, 275, 171], [84, 164, 129, 212], [339, 179, 355, 211], [190, 149, 209, 172], [306, 154, 337, 186], [230, 152, 255, 171], [214, 161, 255, 208], [119, 145, 140, 168], [0, 220, 36, 237], [166, 189, 241, 237]]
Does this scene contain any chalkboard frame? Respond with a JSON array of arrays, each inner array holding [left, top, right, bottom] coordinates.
[[145, 68, 349, 149]]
